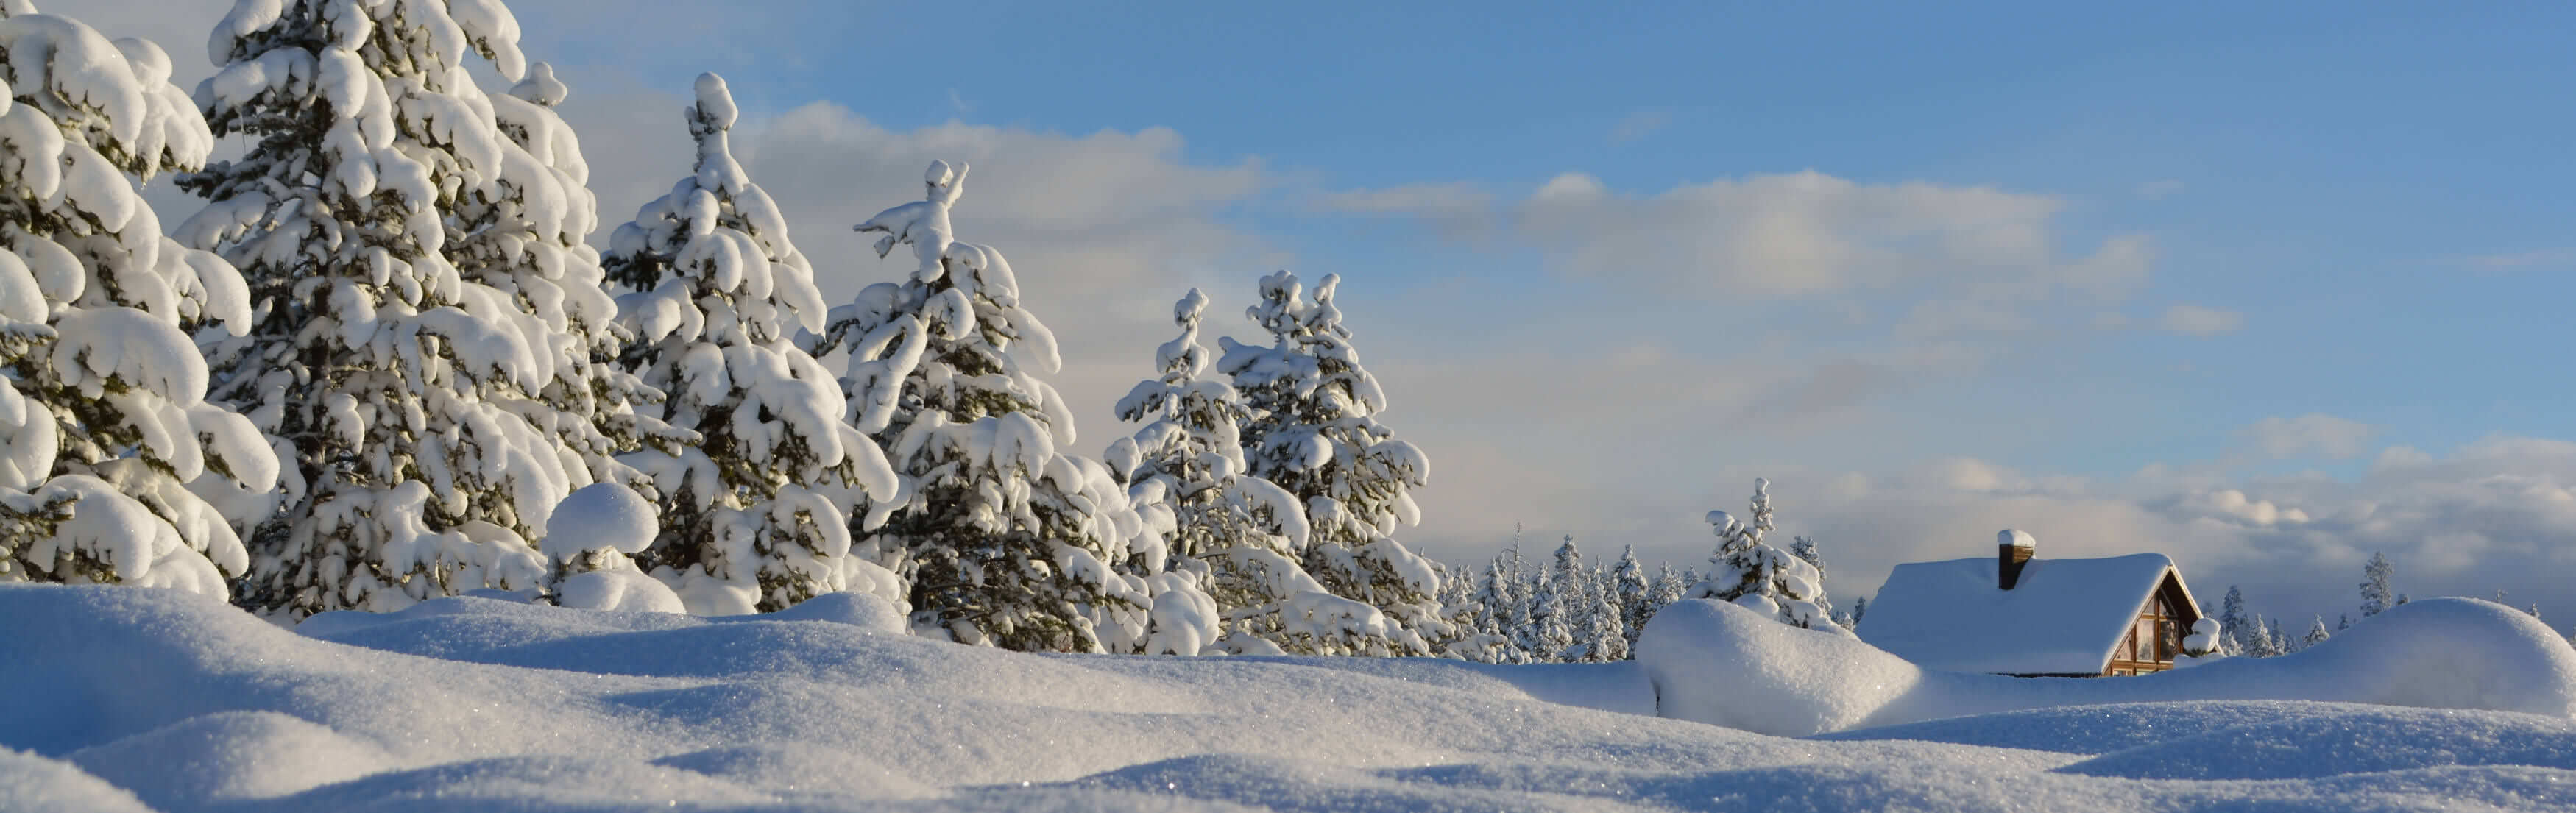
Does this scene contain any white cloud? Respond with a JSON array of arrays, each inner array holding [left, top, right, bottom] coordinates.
[[2243, 413, 2377, 461], [2157, 303, 2244, 336], [1608, 110, 1670, 146]]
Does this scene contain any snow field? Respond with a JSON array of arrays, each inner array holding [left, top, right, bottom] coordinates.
[[7, 584, 2576, 812]]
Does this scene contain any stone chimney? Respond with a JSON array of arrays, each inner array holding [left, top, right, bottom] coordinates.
[[1997, 529, 2036, 589]]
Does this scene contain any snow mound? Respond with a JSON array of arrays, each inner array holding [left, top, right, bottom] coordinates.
[[554, 569, 685, 614], [1638, 597, 2576, 736], [542, 481, 656, 561], [0, 750, 152, 813], [757, 591, 906, 634]]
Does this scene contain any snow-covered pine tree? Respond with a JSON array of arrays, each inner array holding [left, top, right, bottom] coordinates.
[[468, 61, 686, 500], [2338, 613, 2351, 631], [1217, 270, 1443, 654], [603, 74, 899, 616], [1788, 533, 1834, 622], [2304, 615, 2330, 648], [2360, 552, 2393, 618], [2218, 585, 2252, 656], [1843, 594, 1869, 629], [1685, 479, 1843, 633], [0, 6, 277, 596], [1610, 545, 1649, 655], [1102, 288, 1312, 656], [178, 0, 611, 615], [1523, 570, 1574, 662], [1577, 562, 1625, 662], [821, 159, 1168, 653], [1465, 555, 1523, 663]]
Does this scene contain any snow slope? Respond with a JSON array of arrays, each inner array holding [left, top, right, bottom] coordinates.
[[5, 585, 2575, 812]]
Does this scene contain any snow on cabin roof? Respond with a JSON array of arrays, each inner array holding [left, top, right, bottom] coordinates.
[[1857, 553, 2179, 676]]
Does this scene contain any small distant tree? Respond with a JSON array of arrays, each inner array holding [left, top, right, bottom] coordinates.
[[1610, 546, 1651, 653], [1839, 595, 1869, 631], [1685, 478, 1840, 632], [2360, 552, 2394, 617], [2304, 615, 2331, 649], [2218, 586, 2253, 656]]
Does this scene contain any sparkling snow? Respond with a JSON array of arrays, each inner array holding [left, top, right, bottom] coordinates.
[[7, 586, 2576, 812]]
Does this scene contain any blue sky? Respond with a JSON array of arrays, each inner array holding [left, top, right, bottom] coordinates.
[[93, 1, 2576, 628]]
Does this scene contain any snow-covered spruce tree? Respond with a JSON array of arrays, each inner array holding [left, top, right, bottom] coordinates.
[[0, 7, 278, 595], [2218, 585, 2252, 656], [1523, 571, 1574, 662], [179, 0, 612, 616], [602, 74, 898, 616], [1632, 562, 1687, 645], [1842, 594, 1868, 630], [1788, 533, 1834, 622], [1102, 288, 1323, 655], [1460, 556, 1523, 663], [2304, 615, 2330, 648], [1611, 545, 1650, 656], [468, 62, 686, 499], [1217, 270, 1443, 655], [1685, 479, 1844, 633], [2360, 552, 2393, 618], [820, 159, 1169, 653]]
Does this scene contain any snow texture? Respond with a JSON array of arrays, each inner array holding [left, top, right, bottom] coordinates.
[[1859, 552, 2190, 675], [8, 584, 2576, 812], [1641, 596, 2576, 736]]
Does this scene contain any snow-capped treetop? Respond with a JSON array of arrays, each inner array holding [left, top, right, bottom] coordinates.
[[852, 159, 966, 284], [0, 9, 213, 178]]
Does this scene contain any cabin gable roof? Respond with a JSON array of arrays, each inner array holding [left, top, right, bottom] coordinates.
[[1856, 553, 2193, 676]]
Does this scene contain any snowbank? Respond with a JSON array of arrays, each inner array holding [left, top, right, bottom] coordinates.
[[7, 584, 2576, 812], [1638, 597, 2576, 736]]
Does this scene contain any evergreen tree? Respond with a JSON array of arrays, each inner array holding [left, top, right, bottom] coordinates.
[[821, 159, 1169, 652], [1524, 570, 1574, 662], [1102, 288, 1309, 655], [1788, 533, 1834, 622], [2218, 585, 2253, 656], [1611, 546, 1652, 656], [1217, 270, 1443, 654], [181, 0, 597, 615], [1476, 558, 1520, 662], [2338, 613, 2351, 631], [604, 74, 900, 615], [1844, 595, 1869, 629], [2304, 615, 2331, 648], [2360, 552, 2394, 618], [474, 62, 684, 500], [0, 6, 277, 595], [1685, 479, 1841, 632]]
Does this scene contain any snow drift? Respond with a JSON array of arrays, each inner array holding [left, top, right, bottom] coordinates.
[[1639, 596, 2576, 736], [7, 584, 2576, 812]]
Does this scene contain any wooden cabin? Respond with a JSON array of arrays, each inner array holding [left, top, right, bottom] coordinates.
[[1854, 530, 2205, 678]]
